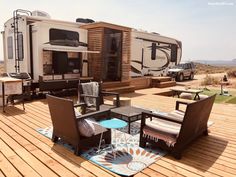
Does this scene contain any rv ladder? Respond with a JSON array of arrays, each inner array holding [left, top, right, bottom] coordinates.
[[12, 9, 32, 73]]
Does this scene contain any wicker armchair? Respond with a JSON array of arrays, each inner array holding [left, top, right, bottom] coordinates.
[[47, 94, 111, 155], [78, 81, 120, 113]]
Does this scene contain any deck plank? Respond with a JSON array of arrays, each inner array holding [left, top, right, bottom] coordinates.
[[0, 152, 23, 177], [1, 88, 236, 177], [0, 139, 41, 177], [1, 109, 115, 177], [0, 121, 78, 177], [141, 168, 167, 177], [0, 129, 58, 177]]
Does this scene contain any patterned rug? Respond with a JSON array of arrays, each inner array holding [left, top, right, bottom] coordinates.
[[37, 127, 166, 176]]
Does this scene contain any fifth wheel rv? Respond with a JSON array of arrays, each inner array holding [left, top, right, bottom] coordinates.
[[2, 9, 94, 92], [130, 29, 182, 77], [2, 9, 182, 95]]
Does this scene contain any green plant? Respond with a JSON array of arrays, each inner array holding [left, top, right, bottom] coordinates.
[[226, 97, 236, 104], [200, 88, 236, 104]]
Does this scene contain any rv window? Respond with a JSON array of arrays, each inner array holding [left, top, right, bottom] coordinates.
[[7, 36, 13, 59], [170, 44, 177, 62], [151, 43, 156, 60], [17, 33, 24, 60], [49, 29, 79, 47]]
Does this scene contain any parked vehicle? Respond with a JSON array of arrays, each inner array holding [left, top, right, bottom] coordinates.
[[167, 62, 196, 81]]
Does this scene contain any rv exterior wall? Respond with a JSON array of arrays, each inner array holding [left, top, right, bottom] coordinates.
[[3, 16, 29, 73], [31, 21, 88, 81], [130, 30, 181, 77], [2, 31, 7, 70]]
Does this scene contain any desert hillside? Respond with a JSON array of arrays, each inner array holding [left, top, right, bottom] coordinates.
[[194, 62, 235, 74]]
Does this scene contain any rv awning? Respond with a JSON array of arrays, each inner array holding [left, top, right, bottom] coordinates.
[[42, 45, 99, 53]]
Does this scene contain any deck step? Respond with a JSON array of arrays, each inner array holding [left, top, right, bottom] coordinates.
[[154, 81, 176, 88], [103, 85, 135, 94], [152, 76, 172, 83], [102, 80, 130, 89]]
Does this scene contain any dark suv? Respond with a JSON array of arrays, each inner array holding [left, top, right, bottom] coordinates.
[[167, 62, 196, 81]]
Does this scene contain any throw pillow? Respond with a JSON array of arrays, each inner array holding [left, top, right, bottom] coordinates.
[[78, 119, 95, 137]]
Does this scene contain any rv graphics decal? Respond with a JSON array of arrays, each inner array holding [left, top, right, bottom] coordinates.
[[131, 43, 171, 76]]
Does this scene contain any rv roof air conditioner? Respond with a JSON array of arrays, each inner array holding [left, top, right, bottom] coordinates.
[[32, 10, 51, 18], [152, 32, 160, 35], [76, 18, 94, 24]]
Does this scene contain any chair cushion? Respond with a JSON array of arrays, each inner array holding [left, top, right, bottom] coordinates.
[[167, 110, 185, 122], [199, 94, 209, 100], [180, 93, 192, 100], [143, 119, 180, 147], [146, 118, 181, 136], [143, 125, 177, 147]]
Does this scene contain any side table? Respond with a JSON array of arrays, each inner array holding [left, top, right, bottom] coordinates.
[[98, 118, 128, 158]]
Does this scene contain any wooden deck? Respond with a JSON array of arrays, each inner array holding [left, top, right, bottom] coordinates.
[[1, 88, 236, 177]]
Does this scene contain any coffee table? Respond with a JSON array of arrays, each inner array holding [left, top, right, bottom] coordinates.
[[111, 106, 149, 134], [170, 87, 203, 100]]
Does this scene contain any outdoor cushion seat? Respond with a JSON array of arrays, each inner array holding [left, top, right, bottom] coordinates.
[[179, 93, 192, 100], [167, 110, 185, 122], [142, 125, 178, 147], [140, 94, 216, 159], [199, 94, 209, 100], [145, 119, 181, 135]]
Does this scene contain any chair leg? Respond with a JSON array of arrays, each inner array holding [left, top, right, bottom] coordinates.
[[22, 100, 25, 111], [203, 129, 208, 136], [139, 138, 146, 148], [172, 152, 182, 160], [105, 135, 111, 144], [52, 134, 58, 142], [75, 146, 82, 156]]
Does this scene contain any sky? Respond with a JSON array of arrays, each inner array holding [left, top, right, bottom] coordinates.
[[0, 0, 236, 61]]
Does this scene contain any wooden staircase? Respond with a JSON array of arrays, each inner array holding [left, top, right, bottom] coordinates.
[[102, 80, 135, 94], [151, 77, 176, 88]]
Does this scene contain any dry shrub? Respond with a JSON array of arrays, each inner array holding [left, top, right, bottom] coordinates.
[[227, 69, 236, 78], [201, 75, 221, 86]]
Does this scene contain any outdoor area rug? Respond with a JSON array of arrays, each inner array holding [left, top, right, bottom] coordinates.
[[37, 126, 166, 176]]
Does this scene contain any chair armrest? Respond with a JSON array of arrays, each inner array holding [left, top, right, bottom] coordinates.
[[141, 112, 183, 126], [80, 94, 99, 99], [175, 101, 189, 110], [80, 94, 100, 110], [76, 109, 110, 120], [74, 102, 86, 107], [101, 91, 119, 96], [101, 91, 120, 107]]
